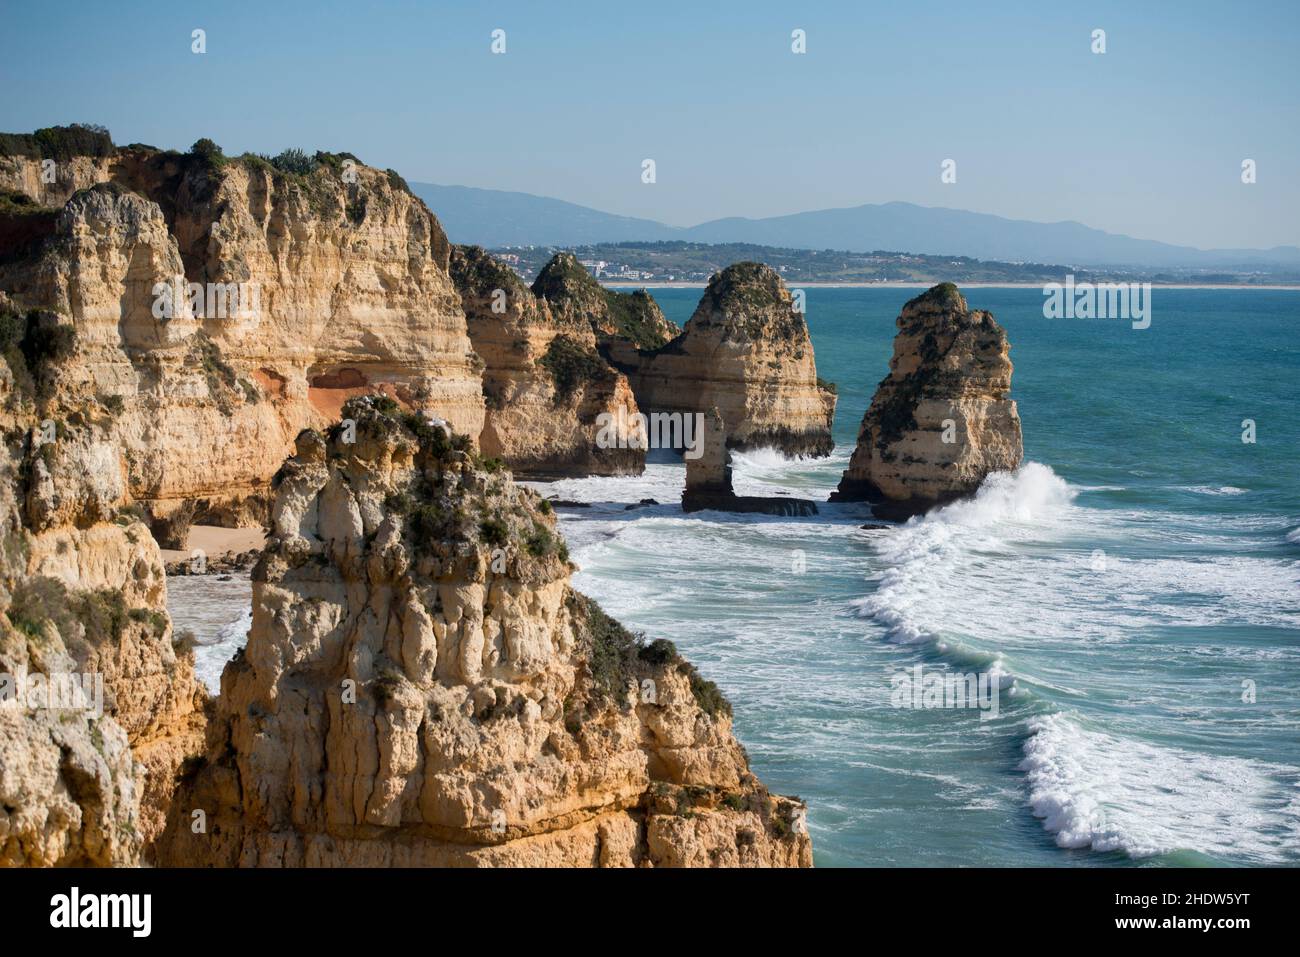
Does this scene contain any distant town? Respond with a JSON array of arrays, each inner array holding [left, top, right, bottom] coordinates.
[[488, 241, 1299, 286]]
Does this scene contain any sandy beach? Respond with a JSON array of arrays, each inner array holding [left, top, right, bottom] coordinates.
[[159, 525, 266, 563]]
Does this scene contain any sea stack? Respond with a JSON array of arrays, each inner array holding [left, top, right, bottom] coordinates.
[[631, 263, 836, 458], [155, 396, 812, 867], [531, 251, 680, 365], [832, 283, 1022, 516], [682, 408, 818, 517], [451, 244, 645, 478]]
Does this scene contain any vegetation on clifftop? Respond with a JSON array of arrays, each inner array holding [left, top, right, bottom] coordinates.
[[537, 335, 614, 402], [532, 252, 677, 348], [0, 123, 115, 160], [568, 593, 732, 718]]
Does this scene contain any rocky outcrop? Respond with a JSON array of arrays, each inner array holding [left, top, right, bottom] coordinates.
[[682, 408, 818, 517], [0, 298, 205, 863], [154, 396, 811, 867], [832, 283, 1022, 515], [0, 449, 144, 866], [0, 131, 484, 529], [531, 252, 679, 366], [629, 263, 836, 458], [451, 245, 644, 478], [0, 129, 815, 869]]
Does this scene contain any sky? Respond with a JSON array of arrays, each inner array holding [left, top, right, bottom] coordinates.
[[2, 0, 1297, 250]]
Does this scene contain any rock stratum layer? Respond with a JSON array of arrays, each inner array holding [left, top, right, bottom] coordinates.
[[154, 398, 811, 867], [451, 245, 644, 478], [624, 263, 836, 457], [832, 283, 1022, 514]]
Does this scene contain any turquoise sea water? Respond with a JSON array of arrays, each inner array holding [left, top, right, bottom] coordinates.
[[169, 287, 1299, 867], [538, 287, 1300, 867]]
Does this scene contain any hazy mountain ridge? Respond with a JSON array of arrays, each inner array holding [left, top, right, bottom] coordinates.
[[413, 183, 1300, 271]]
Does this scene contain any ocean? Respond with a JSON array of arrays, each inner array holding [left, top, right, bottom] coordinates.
[[170, 287, 1300, 867]]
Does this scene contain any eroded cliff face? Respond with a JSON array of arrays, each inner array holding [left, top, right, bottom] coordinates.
[[531, 252, 680, 367], [631, 263, 836, 457], [0, 138, 484, 535], [832, 283, 1023, 514], [155, 396, 811, 867], [0, 131, 814, 869], [451, 245, 644, 478], [0, 298, 205, 863]]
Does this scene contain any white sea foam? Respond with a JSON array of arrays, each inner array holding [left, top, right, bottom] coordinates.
[[193, 608, 251, 692], [1019, 713, 1300, 862], [853, 462, 1300, 647], [1179, 485, 1248, 496], [851, 462, 1076, 645], [529, 451, 1300, 866], [166, 573, 254, 693]]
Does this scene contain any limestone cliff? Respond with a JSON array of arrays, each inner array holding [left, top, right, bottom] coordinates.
[[630, 263, 836, 457], [450, 245, 644, 478], [531, 252, 680, 368], [155, 396, 811, 867], [0, 292, 205, 864], [0, 130, 484, 538], [832, 283, 1023, 514]]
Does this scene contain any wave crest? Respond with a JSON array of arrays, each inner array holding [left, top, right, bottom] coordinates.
[[853, 462, 1075, 644]]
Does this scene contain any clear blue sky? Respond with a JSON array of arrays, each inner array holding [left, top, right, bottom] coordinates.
[[2, 0, 1297, 249]]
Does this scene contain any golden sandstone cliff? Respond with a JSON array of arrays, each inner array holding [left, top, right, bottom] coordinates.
[[0, 129, 483, 541], [0, 126, 814, 868], [450, 245, 644, 478], [528, 256, 835, 460], [832, 283, 1023, 515], [626, 263, 836, 457], [0, 289, 204, 865], [153, 398, 811, 867]]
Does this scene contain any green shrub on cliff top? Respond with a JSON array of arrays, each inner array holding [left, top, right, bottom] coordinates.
[[604, 288, 672, 350], [269, 148, 317, 176], [0, 124, 114, 160], [188, 138, 225, 167], [573, 594, 643, 706], [567, 594, 732, 718], [538, 335, 613, 402]]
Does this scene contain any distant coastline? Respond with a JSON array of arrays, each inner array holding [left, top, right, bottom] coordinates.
[[603, 281, 1300, 291]]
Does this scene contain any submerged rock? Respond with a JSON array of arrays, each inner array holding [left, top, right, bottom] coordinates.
[[154, 396, 811, 867], [832, 283, 1022, 516]]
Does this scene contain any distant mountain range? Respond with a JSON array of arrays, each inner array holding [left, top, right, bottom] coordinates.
[[411, 183, 1300, 270]]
